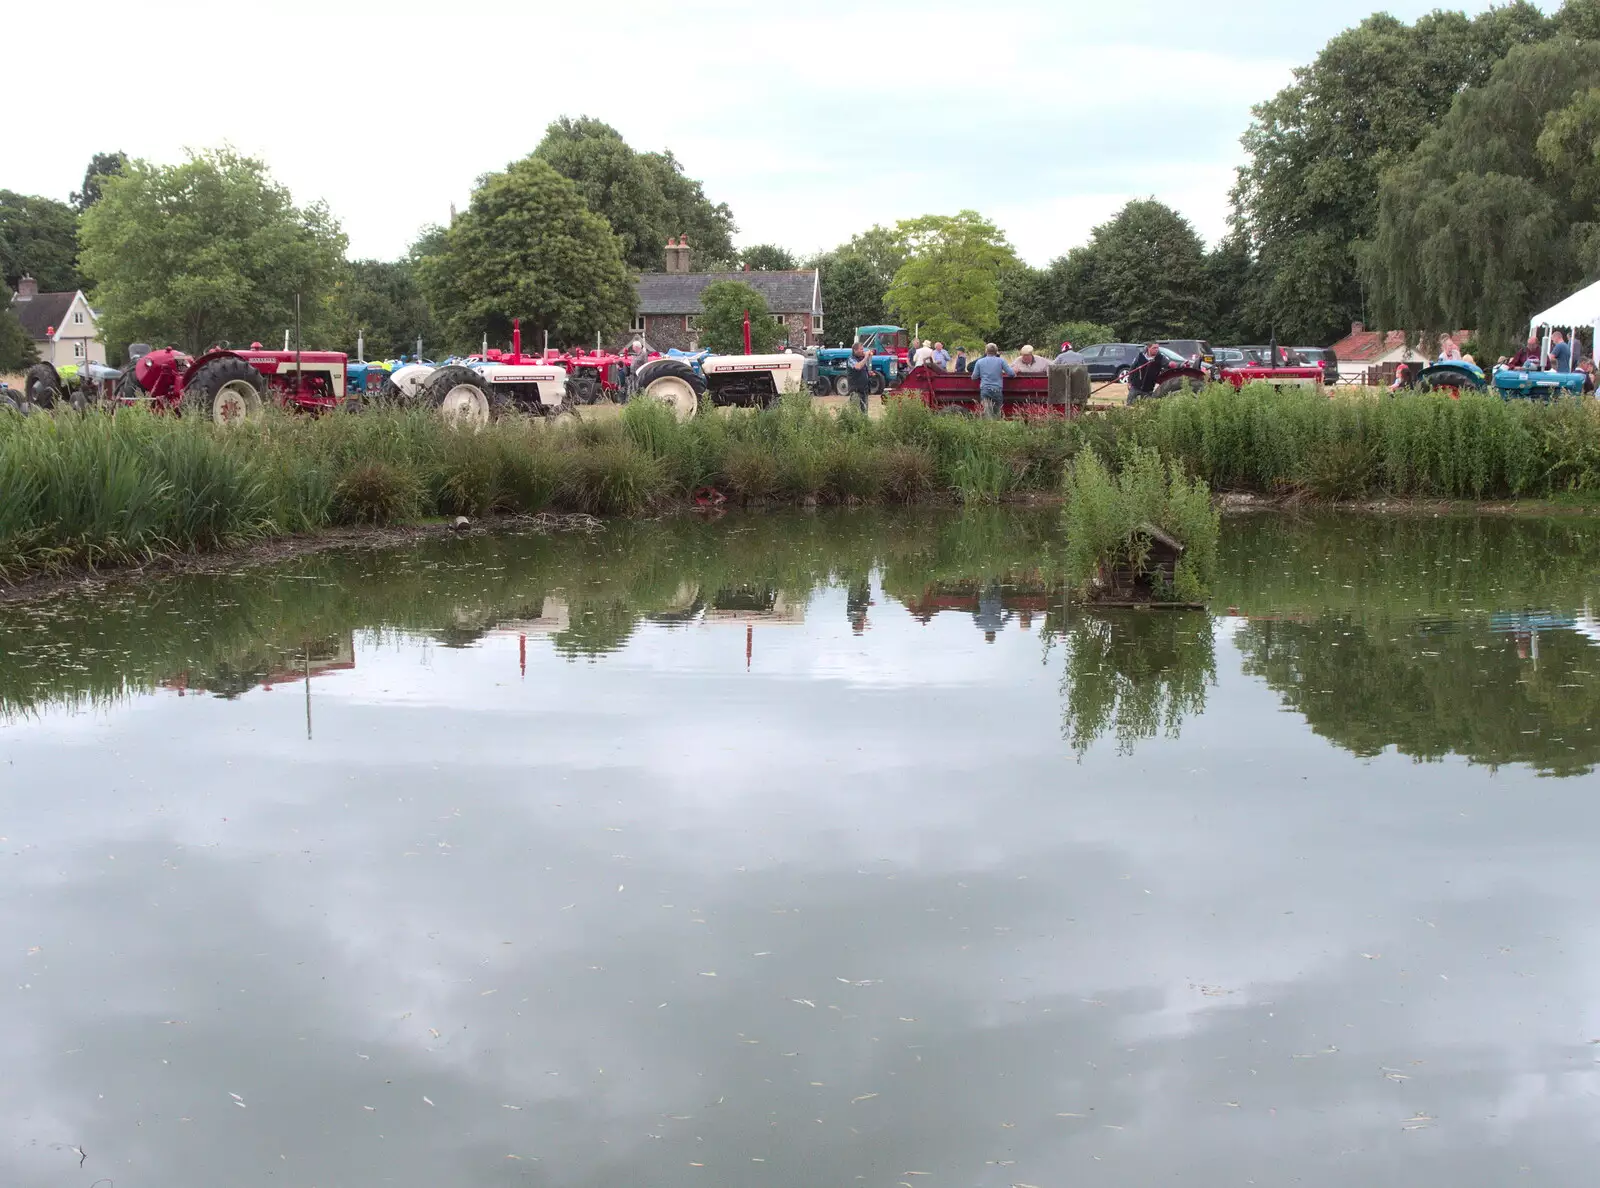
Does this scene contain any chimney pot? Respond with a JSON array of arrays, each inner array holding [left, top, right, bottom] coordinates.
[[1351, 320, 1364, 335], [16, 274, 37, 300]]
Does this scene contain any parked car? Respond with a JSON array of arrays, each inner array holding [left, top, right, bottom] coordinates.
[[1158, 338, 1213, 367], [1214, 346, 1250, 367], [1078, 343, 1189, 382]]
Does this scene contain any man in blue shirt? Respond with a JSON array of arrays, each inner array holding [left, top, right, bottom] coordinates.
[[1551, 329, 1572, 372], [969, 343, 1014, 417]]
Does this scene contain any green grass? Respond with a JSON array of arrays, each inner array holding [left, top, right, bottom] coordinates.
[[6, 385, 1600, 581]]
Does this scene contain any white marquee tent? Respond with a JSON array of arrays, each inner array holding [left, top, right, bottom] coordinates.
[[1530, 279, 1600, 343]]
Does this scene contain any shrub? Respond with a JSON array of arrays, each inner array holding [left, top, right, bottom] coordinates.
[[333, 460, 422, 525]]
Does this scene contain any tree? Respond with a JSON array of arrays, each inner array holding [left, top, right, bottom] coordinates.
[[71, 151, 127, 212], [533, 117, 669, 271], [0, 191, 80, 292], [1362, 40, 1600, 349], [641, 149, 737, 269], [738, 243, 796, 271], [78, 148, 346, 355], [997, 264, 1063, 348], [0, 280, 38, 371], [1232, 5, 1554, 344], [330, 259, 435, 359], [811, 225, 907, 341], [416, 156, 634, 351], [884, 211, 1017, 344], [1200, 235, 1266, 344], [1055, 200, 1210, 341], [697, 280, 785, 354]]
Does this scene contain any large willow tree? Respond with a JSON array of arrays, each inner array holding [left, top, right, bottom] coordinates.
[[1362, 39, 1600, 349]]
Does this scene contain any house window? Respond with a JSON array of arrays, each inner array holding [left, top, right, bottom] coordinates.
[[72, 310, 85, 325], [73, 341, 84, 358], [684, 314, 697, 331], [812, 315, 823, 333], [771, 314, 785, 327], [630, 313, 646, 333]]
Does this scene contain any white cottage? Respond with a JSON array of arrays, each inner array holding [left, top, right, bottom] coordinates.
[[9, 275, 105, 367]]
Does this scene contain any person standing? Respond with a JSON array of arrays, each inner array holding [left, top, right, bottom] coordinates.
[[1012, 344, 1051, 374], [1125, 342, 1165, 400], [847, 344, 873, 413], [912, 339, 936, 368], [952, 345, 969, 374], [1054, 340, 1085, 366], [931, 342, 950, 369], [1438, 333, 1462, 361], [1551, 329, 1573, 372], [969, 343, 1014, 417]]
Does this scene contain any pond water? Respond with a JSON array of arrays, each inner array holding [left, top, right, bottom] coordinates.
[[3, 510, 1600, 1187]]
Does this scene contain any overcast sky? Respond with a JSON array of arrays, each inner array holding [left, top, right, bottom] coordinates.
[[7, 0, 1520, 265]]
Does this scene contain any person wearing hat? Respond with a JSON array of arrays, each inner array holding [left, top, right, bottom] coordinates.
[[1012, 344, 1051, 374], [1054, 340, 1085, 366], [912, 339, 936, 368]]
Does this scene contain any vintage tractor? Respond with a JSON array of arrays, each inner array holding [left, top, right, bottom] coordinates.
[[384, 321, 572, 425], [812, 326, 907, 396], [633, 351, 809, 419], [560, 347, 630, 404], [112, 343, 350, 421]]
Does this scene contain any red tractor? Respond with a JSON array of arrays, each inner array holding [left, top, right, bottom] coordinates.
[[116, 343, 350, 422], [560, 347, 631, 404]]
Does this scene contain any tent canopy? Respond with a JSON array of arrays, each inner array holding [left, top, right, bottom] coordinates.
[[1530, 278, 1600, 332]]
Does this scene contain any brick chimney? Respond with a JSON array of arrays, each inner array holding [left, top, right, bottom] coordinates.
[[16, 274, 37, 301], [1350, 320, 1364, 335]]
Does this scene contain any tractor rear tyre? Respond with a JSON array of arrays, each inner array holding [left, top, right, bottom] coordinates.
[[634, 358, 705, 421], [1154, 375, 1207, 399], [23, 363, 64, 409], [423, 365, 497, 429], [185, 356, 266, 424], [116, 365, 144, 405]]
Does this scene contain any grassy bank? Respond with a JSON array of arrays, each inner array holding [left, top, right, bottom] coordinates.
[[5, 385, 1600, 580]]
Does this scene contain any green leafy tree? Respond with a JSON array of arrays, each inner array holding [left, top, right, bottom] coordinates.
[[1232, 4, 1553, 344], [416, 156, 633, 351], [697, 280, 785, 354], [812, 225, 907, 341], [533, 117, 670, 271], [996, 264, 1056, 348], [1362, 40, 1600, 349], [884, 211, 1017, 344], [0, 191, 80, 292], [0, 280, 39, 370], [1200, 235, 1266, 343], [331, 259, 436, 359], [738, 243, 796, 270], [70, 151, 127, 212], [1055, 200, 1209, 341], [1048, 320, 1116, 351], [640, 150, 737, 269], [78, 148, 347, 355]]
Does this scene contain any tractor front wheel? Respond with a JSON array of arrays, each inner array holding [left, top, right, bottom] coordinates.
[[568, 374, 600, 405], [23, 363, 64, 409], [832, 374, 851, 397], [811, 377, 833, 397], [185, 356, 265, 424], [867, 372, 886, 396], [1154, 375, 1206, 399], [423, 366, 496, 429]]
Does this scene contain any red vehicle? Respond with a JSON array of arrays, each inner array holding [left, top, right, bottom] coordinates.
[[560, 347, 630, 404], [118, 343, 349, 422], [894, 364, 1080, 417], [1215, 361, 1325, 390]]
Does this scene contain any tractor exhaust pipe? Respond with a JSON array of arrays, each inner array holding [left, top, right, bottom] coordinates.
[[512, 318, 522, 361]]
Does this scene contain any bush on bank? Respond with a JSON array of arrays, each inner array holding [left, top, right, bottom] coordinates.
[[4, 384, 1600, 578]]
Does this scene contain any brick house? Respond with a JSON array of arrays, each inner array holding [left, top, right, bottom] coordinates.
[[627, 238, 822, 352], [9, 275, 106, 367]]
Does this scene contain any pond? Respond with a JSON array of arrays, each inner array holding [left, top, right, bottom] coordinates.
[[3, 509, 1600, 1186]]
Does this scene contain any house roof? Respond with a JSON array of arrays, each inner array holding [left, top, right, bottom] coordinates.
[[1328, 325, 1474, 363], [636, 270, 820, 315], [11, 290, 77, 341]]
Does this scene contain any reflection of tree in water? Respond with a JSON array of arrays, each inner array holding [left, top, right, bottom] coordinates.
[[1057, 612, 1215, 757], [1237, 614, 1600, 777]]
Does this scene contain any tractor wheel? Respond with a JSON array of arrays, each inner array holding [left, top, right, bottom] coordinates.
[[811, 377, 833, 397], [23, 363, 64, 409], [1154, 375, 1206, 399], [833, 374, 851, 397], [116, 365, 144, 405], [634, 358, 705, 421], [868, 371, 886, 396], [569, 373, 600, 405], [185, 355, 266, 424], [423, 365, 497, 429]]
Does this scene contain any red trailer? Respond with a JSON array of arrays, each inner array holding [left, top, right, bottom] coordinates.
[[893, 364, 1080, 417]]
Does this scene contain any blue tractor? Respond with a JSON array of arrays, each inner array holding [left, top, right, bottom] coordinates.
[[812, 326, 908, 396]]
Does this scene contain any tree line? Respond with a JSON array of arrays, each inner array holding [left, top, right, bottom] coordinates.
[[10, 1, 1600, 372]]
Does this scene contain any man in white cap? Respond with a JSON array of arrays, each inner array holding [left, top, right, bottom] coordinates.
[[912, 339, 936, 368], [1012, 344, 1051, 374]]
